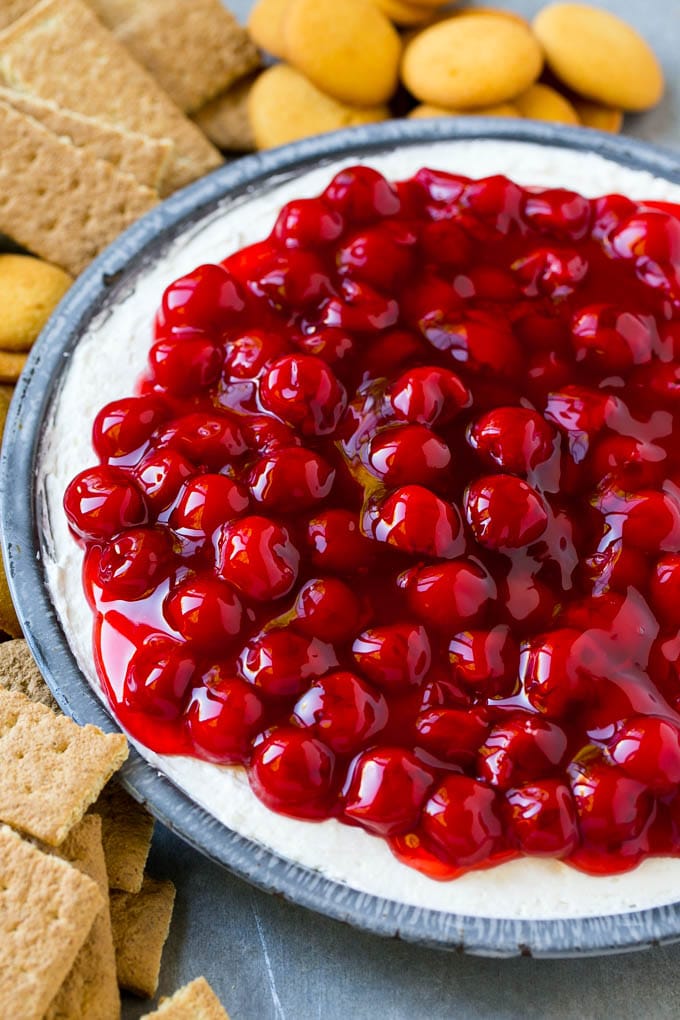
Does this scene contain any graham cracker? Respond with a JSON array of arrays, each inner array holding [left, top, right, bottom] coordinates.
[[193, 72, 258, 152], [0, 0, 223, 192], [0, 686, 129, 845], [110, 875, 176, 997], [86, 0, 139, 29], [0, 637, 58, 710], [93, 780, 155, 893], [141, 977, 230, 1020], [0, 823, 103, 1019], [0, 99, 158, 275], [115, 0, 260, 114], [45, 814, 120, 1020], [0, 0, 34, 30], [0, 85, 173, 190]]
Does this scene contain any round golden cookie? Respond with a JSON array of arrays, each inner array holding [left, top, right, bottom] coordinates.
[[514, 83, 579, 125], [248, 64, 389, 150], [248, 0, 291, 60], [284, 0, 401, 107], [370, 0, 438, 28], [532, 4, 664, 112], [572, 98, 623, 134], [401, 13, 543, 109], [408, 101, 519, 118], [0, 255, 72, 352], [452, 6, 528, 26]]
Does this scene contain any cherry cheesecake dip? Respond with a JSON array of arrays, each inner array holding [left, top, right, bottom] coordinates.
[[42, 139, 680, 919]]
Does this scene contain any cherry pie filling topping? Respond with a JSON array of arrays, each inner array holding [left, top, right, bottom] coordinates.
[[65, 165, 680, 880]]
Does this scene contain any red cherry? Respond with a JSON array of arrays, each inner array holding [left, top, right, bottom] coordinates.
[[414, 167, 467, 209], [353, 622, 431, 693], [134, 449, 194, 514], [96, 527, 174, 600], [343, 747, 435, 836], [523, 188, 591, 239], [465, 475, 548, 549], [293, 671, 388, 754], [415, 708, 489, 766], [571, 305, 655, 372], [544, 385, 614, 450], [224, 329, 287, 379], [406, 560, 496, 634], [618, 490, 680, 554], [389, 365, 470, 427], [122, 635, 197, 719], [149, 333, 223, 396], [305, 508, 375, 574], [521, 628, 596, 716], [504, 780, 579, 857], [589, 435, 665, 490], [260, 354, 347, 436], [186, 678, 266, 763], [422, 775, 502, 867], [251, 248, 334, 309], [336, 222, 416, 292], [248, 447, 335, 511], [157, 263, 245, 332], [583, 541, 649, 597], [64, 465, 147, 540], [420, 219, 472, 267], [242, 414, 301, 454], [295, 328, 355, 369], [425, 313, 523, 379], [478, 715, 568, 790], [570, 759, 654, 848], [650, 554, 680, 624], [514, 245, 588, 298], [464, 175, 523, 233], [608, 716, 680, 794], [156, 413, 246, 470], [360, 329, 429, 378], [501, 570, 559, 633], [171, 474, 249, 538], [272, 197, 344, 248], [323, 165, 400, 222], [164, 576, 243, 650], [217, 515, 299, 601], [242, 631, 337, 698], [92, 396, 168, 460], [468, 407, 556, 475], [367, 424, 451, 487], [608, 210, 680, 263], [449, 626, 520, 699], [590, 193, 637, 240], [371, 485, 465, 559], [322, 278, 399, 332], [250, 728, 336, 819], [293, 578, 362, 643]]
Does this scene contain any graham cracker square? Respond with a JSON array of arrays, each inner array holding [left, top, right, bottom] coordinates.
[[0, 686, 128, 845], [92, 780, 155, 893], [110, 875, 176, 997], [0, 637, 59, 710], [45, 814, 120, 1020], [141, 976, 230, 1019], [0, 824, 103, 1018]]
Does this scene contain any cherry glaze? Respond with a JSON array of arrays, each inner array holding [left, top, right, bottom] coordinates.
[[66, 165, 680, 879]]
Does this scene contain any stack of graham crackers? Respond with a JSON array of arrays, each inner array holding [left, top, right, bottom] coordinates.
[[0, 639, 230, 1019], [0, 0, 261, 275]]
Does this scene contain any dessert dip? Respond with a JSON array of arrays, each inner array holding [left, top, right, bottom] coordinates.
[[42, 139, 680, 919]]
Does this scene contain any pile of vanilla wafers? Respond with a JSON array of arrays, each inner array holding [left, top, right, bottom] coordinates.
[[0, 639, 230, 1019]]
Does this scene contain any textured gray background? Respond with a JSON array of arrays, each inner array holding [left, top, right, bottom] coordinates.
[[123, 2, 680, 1017]]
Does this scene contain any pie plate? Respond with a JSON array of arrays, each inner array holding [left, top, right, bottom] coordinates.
[[4, 118, 680, 958]]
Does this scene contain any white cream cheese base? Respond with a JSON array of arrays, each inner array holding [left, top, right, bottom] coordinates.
[[41, 139, 680, 920]]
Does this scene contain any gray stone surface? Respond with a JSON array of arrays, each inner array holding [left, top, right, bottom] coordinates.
[[123, 2, 680, 1017]]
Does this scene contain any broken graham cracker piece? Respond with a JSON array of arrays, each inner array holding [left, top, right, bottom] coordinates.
[[0, 686, 128, 846], [110, 875, 176, 997], [115, 0, 261, 114], [0, 0, 223, 192], [0, 824, 104, 1019], [0, 100, 158, 275], [0, 85, 173, 190], [0, 637, 58, 710], [0, 0, 35, 31], [193, 71, 259, 153], [93, 780, 155, 893], [45, 814, 120, 1020], [141, 977, 230, 1020]]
